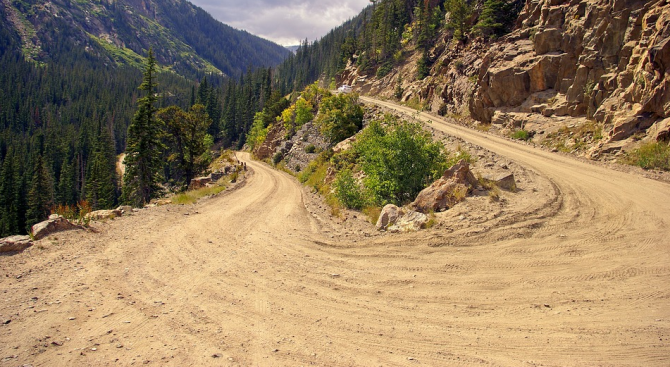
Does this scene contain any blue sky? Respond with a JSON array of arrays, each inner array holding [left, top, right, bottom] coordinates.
[[188, 0, 371, 46]]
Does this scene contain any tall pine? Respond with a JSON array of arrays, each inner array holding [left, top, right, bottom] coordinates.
[[122, 48, 165, 207], [26, 155, 54, 230]]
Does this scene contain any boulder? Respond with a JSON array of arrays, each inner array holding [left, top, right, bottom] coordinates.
[[117, 205, 133, 214], [388, 211, 429, 233], [0, 235, 32, 253], [333, 135, 357, 153], [376, 204, 404, 230], [210, 171, 225, 181], [86, 209, 122, 221], [410, 160, 477, 213], [31, 216, 78, 240], [189, 176, 211, 190], [483, 173, 517, 191]]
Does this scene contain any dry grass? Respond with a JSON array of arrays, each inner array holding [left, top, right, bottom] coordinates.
[[171, 183, 229, 205]]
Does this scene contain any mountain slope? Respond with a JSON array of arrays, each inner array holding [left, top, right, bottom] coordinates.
[[0, 0, 290, 78]]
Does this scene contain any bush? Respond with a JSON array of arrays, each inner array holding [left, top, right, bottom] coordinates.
[[272, 152, 283, 165], [511, 129, 531, 141], [333, 169, 367, 210], [305, 144, 316, 153], [625, 142, 670, 170], [354, 116, 449, 205], [376, 62, 393, 78], [316, 93, 364, 145]]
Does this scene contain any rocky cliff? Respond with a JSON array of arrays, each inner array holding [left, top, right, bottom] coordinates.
[[343, 0, 670, 157]]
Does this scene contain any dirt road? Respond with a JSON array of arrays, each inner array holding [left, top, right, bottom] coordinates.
[[1, 99, 670, 366]]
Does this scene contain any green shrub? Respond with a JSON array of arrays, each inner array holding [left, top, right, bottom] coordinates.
[[376, 62, 393, 78], [625, 142, 670, 170], [511, 129, 531, 141], [305, 144, 316, 153], [316, 92, 364, 145], [272, 152, 283, 165], [333, 169, 367, 210], [354, 116, 449, 205]]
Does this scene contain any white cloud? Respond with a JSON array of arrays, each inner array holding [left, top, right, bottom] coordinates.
[[188, 0, 370, 45]]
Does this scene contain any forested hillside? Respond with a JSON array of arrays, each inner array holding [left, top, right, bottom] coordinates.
[[0, 1, 289, 236], [1, 0, 289, 78], [275, 0, 522, 91]]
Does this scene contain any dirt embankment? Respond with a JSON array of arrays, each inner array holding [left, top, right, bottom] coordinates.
[[1, 99, 669, 366]]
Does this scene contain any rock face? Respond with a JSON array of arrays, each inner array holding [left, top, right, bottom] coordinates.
[[0, 235, 32, 253], [254, 124, 286, 160], [31, 216, 78, 240], [470, 0, 670, 143], [410, 160, 478, 213], [344, 0, 670, 154]]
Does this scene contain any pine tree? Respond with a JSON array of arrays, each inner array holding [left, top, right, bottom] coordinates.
[[122, 48, 165, 207], [26, 155, 54, 230], [86, 127, 118, 209]]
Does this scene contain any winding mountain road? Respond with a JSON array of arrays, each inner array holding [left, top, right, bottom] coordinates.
[[1, 98, 669, 366]]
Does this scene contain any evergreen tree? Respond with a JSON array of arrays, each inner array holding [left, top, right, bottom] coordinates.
[[86, 127, 118, 209], [26, 155, 54, 230], [122, 48, 165, 207]]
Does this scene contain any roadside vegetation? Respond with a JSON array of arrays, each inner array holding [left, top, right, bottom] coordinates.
[[624, 141, 670, 171]]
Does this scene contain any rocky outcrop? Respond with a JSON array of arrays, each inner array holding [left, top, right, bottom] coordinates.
[[344, 0, 670, 155], [254, 124, 286, 160], [31, 216, 78, 240], [284, 122, 330, 172], [470, 0, 670, 144], [0, 235, 32, 253], [410, 160, 478, 213]]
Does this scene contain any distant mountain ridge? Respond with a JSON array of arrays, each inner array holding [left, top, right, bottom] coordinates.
[[0, 0, 290, 77]]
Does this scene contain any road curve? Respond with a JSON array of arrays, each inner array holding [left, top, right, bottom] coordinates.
[[0, 110, 669, 366]]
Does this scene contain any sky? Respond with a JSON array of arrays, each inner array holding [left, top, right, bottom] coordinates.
[[188, 0, 371, 46]]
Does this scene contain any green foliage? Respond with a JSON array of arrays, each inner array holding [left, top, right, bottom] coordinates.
[[158, 103, 213, 188], [416, 51, 430, 80], [376, 62, 393, 78], [272, 152, 283, 165], [333, 169, 367, 210], [86, 128, 118, 210], [26, 155, 54, 230], [305, 144, 317, 154], [295, 98, 314, 126], [354, 116, 449, 205], [247, 112, 270, 151], [625, 142, 670, 171], [446, 0, 472, 41], [316, 93, 364, 145], [122, 49, 165, 206], [476, 0, 525, 39], [511, 129, 531, 141], [395, 75, 404, 100]]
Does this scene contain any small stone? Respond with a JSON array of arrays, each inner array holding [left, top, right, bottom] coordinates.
[[51, 341, 63, 346], [212, 353, 222, 358], [272, 349, 279, 352], [68, 317, 76, 320], [91, 347, 97, 351], [2, 319, 11, 325], [408, 357, 415, 360]]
